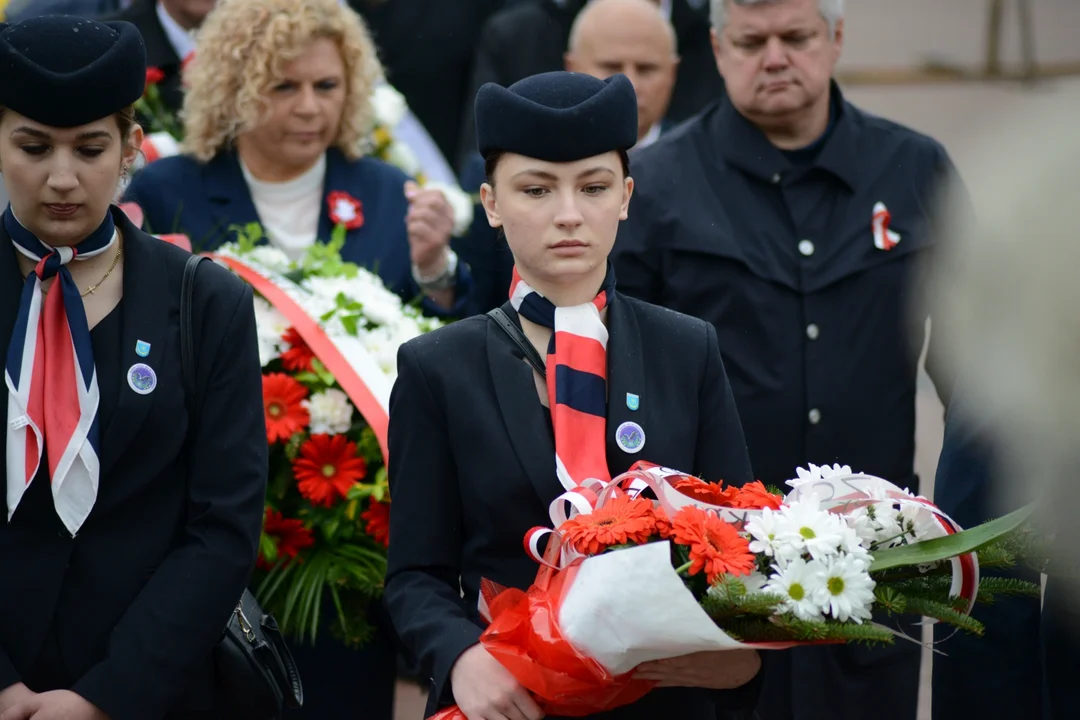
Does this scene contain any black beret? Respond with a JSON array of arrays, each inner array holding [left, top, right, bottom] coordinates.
[[475, 71, 638, 162], [0, 15, 146, 128]]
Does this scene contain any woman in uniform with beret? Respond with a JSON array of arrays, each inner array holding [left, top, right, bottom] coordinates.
[[384, 71, 763, 720], [0, 15, 266, 720]]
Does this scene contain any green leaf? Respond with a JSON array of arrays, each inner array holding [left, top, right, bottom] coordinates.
[[869, 505, 1034, 572], [340, 314, 359, 336], [258, 532, 278, 565]]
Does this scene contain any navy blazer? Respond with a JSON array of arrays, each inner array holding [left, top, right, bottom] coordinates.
[[385, 292, 760, 718], [0, 207, 267, 720], [123, 147, 475, 318]]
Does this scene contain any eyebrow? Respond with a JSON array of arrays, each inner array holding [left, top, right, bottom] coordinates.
[[512, 166, 617, 181], [11, 126, 113, 141]]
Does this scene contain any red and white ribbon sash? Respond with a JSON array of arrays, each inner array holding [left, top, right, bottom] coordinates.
[[209, 253, 392, 460]]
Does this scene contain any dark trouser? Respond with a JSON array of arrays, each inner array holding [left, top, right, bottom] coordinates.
[[284, 600, 398, 719], [1043, 575, 1080, 719], [932, 568, 1043, 718], [753, 613, 922, 720]]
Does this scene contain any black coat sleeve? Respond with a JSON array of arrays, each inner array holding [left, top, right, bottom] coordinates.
[[72, 278, 268, 720], [0, 649, 19, 694], [694, 321, 753, 488], [384, 341, 482, 709]]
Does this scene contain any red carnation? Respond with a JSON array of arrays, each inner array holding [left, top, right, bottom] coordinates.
[[145, 67, 165, 91]]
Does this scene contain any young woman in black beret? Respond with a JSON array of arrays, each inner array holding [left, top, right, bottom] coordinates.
[[0, 15, 266, 720], [385, 70, 763, 720]]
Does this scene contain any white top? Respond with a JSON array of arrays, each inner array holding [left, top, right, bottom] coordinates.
[[156, 1, 197, 61], [240, 154, 327, 261]]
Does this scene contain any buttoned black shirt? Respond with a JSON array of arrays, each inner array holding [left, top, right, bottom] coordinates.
[[613, 84, 959, 490]]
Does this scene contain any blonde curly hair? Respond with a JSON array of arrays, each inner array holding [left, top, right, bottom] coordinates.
[[181, 0, 382, 162]]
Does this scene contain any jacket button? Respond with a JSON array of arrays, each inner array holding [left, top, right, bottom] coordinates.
[[806, 323, 820, 340], [808, 408, 822, 425], [798, 239, 815, 256]]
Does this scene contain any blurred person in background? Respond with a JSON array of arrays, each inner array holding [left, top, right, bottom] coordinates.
[[923, 90, 1080, 720], [124, 0, 474, 323], [565, 0, 680, 149], [611, 0, 963, 717], [104, 0, 218, 118], [457, 0, 723, 174]]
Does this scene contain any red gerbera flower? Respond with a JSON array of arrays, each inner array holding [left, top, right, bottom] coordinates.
[[671, 506, 756, 584], [673, 477, 740, 506], [732, 481, 784, 511], [280, 327, 316, 372], [262, 373, 310, 443], [559, 494, 659, 556], [292, 434, 367, 507], [362, 498, 390, 547], [258, 508, 314, 570]]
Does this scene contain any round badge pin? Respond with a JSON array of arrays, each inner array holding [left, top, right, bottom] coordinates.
[[615, 421, 645, 454], [127, 363, 157, 395]]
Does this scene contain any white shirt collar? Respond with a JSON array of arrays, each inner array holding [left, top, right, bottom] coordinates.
[[156, 1, 197, 61], [636, 124, 663, 149]]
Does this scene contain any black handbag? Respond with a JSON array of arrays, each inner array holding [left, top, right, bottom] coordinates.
[[181, 255, 304, 718]]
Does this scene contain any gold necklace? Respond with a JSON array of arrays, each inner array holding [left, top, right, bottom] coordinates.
[[81, 243, 123, 297]]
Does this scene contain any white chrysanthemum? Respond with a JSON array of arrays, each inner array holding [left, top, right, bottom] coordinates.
[[774, 495, 847, 561], [745, 508, 794, 562], [426, 181, 475, 236], [786, 463, 854, 489], [246, 246, 293, 274], [814, 554, 876, 624], [387, 141, 422, 178], [764, 558, 826, 622], [371, 83, 408, 128], [252, 295, 290, 366], [303, 389, 354, 435]]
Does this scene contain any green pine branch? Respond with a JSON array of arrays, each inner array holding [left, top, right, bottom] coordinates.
[[895, 594, 986, 636], [700, 585, 787, 620], [720, 615, 895, 646]]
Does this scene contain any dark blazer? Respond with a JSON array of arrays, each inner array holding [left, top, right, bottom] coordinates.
[[106, 0, 185, 117], [123, 148, 475, 318], [385, 292, 759, 718], [0, 207, 267, 720]]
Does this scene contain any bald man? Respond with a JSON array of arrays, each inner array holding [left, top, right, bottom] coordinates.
[[565, 0, 679, 148]]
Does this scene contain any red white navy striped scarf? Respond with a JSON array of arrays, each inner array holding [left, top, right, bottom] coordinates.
[[509, 264, 616, 490], [5, 209, 115, 535]]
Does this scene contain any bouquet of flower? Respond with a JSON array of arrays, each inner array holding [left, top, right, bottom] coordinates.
[[209, 223, 443, 646], [432, 462, 1038, 718]]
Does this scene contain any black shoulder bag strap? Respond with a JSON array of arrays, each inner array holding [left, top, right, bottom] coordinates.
[[487, 307, 546, 379], [180, 255, 206, 403]]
